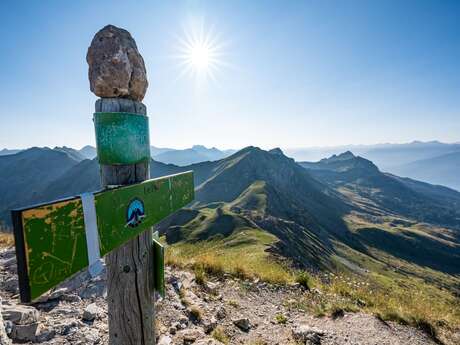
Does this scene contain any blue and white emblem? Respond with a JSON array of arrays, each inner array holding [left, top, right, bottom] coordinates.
[[126, 198, 145, 228]]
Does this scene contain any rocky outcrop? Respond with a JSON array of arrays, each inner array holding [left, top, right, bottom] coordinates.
[[87, 24, 148, 101]]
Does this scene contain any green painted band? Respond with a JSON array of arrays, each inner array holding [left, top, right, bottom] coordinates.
[[93, 112, 151, 165]]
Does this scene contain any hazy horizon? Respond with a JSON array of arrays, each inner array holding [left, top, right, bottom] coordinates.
[[2, 138, 460, 153], [1, 1, 459, 150]]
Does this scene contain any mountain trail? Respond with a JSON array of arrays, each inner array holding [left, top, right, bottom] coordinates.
[[0, 246, 444, 345]]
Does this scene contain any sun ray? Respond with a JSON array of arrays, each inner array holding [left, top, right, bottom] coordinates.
[[173, 20, 228, 83]]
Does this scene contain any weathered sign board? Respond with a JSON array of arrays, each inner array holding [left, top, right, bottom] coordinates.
[[12, 171, 194, 302]]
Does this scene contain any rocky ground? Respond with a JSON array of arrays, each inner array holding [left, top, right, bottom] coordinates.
[[0, 246, 441, 344]]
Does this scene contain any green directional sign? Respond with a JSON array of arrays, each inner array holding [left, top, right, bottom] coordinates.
[[12, 171, 194, 302]]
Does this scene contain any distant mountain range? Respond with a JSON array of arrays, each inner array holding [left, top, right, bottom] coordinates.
[[1, 146, 458, 287], [0, 145, 236, 167], [0, 149, 21, 156], [3, 140, 460, 189], [152, 145, 236, 166], [286, 141, 460, 191]]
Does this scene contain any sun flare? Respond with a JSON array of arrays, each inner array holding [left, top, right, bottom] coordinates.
[[175, 21, 226, 82]]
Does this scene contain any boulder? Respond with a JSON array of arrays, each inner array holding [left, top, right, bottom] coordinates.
[[83, 303, 101, 321], [87, 24, 148, 101], [232, 317, 251, 332], [2, 304, 39, 325], [292, 325, 325, 345], [79, 279, 106, 299], [36, 327, 56, 342], [158, 334, 173, 345], [10, 323, 39, 342], [177, 328, 205, 344]]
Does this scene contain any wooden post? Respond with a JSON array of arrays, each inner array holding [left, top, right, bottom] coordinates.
[[96, 98, 155, 345], [86, 24, 154, 345]]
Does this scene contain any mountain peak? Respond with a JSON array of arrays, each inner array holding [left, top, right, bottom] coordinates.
[[320, 151, 355, 163], [269, 148, 284, 156]]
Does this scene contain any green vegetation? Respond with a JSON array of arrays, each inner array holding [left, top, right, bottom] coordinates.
[[193, 265, 206, 285], [295, 272, 312, 290], [0, 232, 13, 248], [275, 313, 287, 324], [211, 326, 229, 344], [165, 209, 294, 284]]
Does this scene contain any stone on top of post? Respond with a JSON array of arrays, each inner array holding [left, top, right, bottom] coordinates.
[[87, 24, 148, 101]]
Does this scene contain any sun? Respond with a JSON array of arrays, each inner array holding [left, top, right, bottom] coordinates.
[[188, 43, 211, 70], [174, 21, 226, 82]]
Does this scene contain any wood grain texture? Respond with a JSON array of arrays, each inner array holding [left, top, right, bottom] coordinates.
[[97, 97, 155, 345]]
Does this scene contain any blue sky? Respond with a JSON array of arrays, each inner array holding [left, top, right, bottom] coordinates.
[[1, 0, 459, 150]]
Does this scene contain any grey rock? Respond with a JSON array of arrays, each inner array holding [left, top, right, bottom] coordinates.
[[170, 321, 181, 334], [203, 317, 217, 334], [177, 328, 205, 344], [79, 280, 106, 299], [83, 303, 101, 321], [2, 277, 18, 294], [205, 281, 219, 294], [36, 327, 56, 342], [233, 317, 251, 332], [50, 306, 79, 316], [292, 325, 325, 345], [83, 328, 100, 343], [216, 306, 226, 320], [4, 320, 13, 335], [87, 24, 148, 101], [11, 323, 39, 342], [158, 334, 173, 345], [0, 297, 11, 344], [2, 304, 39, 325], [62, 293, 82, 303], [179, 315, 189, 325], [0, 257, 17, 274], [56, 320, 79, 336]]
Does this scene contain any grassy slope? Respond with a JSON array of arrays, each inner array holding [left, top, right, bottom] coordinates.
[[164, 193, 460, 344]]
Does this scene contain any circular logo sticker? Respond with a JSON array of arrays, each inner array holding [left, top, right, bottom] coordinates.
[[126, 198, 145, 228]]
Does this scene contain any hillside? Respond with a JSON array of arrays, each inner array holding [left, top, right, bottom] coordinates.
[[158, 148, 460, 343], [0, 148, 80, 224], [0, 149, 187, 227], [299, 152, 460, 230]]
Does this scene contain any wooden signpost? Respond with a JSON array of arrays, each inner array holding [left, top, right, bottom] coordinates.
[[12, 172, 193, 302], [12, 25, 193, 345]]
